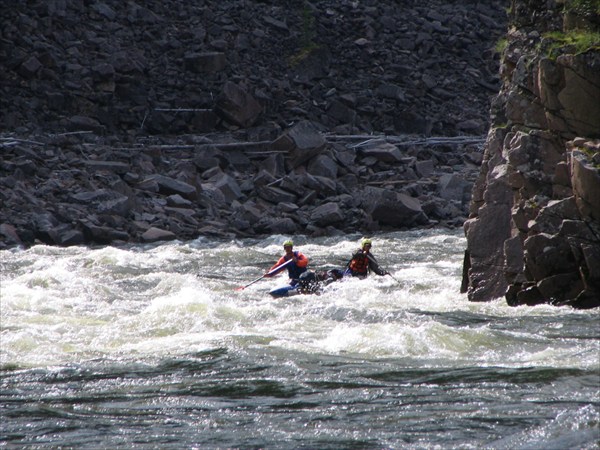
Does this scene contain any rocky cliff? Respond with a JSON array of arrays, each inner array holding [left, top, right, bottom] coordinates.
[[0, 0, 507, 248], [462, 0, 600, 309]]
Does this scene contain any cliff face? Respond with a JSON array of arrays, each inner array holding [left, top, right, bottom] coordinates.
[[463, 0, 600, 308]]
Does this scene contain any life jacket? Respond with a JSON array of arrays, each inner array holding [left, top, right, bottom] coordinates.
[[349, 251, 369, 274], [288, 260, 307, 280], [270, 251, 308, 280]]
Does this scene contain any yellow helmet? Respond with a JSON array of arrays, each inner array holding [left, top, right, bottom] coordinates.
[[361, 238, 372, 247], [283, 240, 294, 247]]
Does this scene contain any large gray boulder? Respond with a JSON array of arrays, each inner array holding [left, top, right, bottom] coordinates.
[[141, 227, 177, 243], [149, 175, 198, 200], [359, 140, 404, 163], [360, 186, 428, 228], [271, 121, 326, 169], [310, 202, 344, 227], [215, 81, 263, 128]]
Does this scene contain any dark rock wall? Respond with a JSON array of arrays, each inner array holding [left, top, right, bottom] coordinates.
[[1, 0, 505, 136], [463, 0, 600, 308], [1, 1, 509, 250]]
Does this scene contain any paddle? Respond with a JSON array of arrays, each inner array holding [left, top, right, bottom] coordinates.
[[385, 271, 401, 283], [235, 258, 293, 291]]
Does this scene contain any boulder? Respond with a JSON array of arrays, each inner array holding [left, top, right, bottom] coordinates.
[[256, 185, 297, 204], [0, 223, 23, 246], [83, 160, 130, 174], [529, 197, 580, 234], [393, 110, 433, 135], [271, 121, 326, 169], [438, 173, 469, 202], [237, 202, 263, 223], [537, 272, 583, 301], [72, 189, 134, 217], [327, 100, 357, 125], [504, 235, 524, 277], [516, 285, 546, 306], [81, 222, 130, 244], [213, 173, 243, 203], [141, 227, 177, 243], [199, 186, 227, 208], [167, 194, 192, 207], [359, 141, 404, 163], [310, 202, 344, 226], [49, 227, 85, 246], [463, 202, 512, 301], [307, 154, 338, 178], [67, 116, 105, 133], [150, 175, 198, 200], [265, 217, 299, 234], [524, 233, 575, 280], [360, 186, 428, 227], [415, 160, 435, 178], [32, 212, 59, 242], [581, 244, 600, 289], [18, 56, 42, 78], [291, 46, 331, 81], [312, 175, 338, 196], [376, 83, 406, 101], [215, 81, 263, 128]]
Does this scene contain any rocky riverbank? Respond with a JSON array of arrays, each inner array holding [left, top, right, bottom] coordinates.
[[0, 0, 507, 249], [0, 128, 485, 247]]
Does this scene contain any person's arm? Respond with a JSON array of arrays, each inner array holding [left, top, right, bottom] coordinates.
[[295, 252, 309, 268], [367, 254, 388, 276], [266, 256, 287, 276]]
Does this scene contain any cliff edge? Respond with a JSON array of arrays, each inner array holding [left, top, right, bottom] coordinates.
[[462, 0, 600, 308]]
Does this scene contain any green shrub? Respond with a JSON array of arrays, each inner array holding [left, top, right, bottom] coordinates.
[[495, 37, 508, 54], [542, 30, 600, 58]]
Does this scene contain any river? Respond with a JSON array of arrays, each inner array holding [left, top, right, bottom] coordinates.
[[1, 229, 598, 449]]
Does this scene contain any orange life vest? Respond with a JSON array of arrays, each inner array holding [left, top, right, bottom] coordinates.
[[349, 252, 369, 274]]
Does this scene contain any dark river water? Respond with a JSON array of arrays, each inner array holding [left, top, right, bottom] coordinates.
[[1, 230, 598, 449]]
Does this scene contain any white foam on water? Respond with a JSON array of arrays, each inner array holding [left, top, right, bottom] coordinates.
[[2, 230, 598, 370]]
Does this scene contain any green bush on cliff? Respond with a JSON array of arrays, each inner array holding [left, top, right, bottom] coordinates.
[[495, 37, 508, 55], [542, 29, 600, 58], [576, 145, 600, 169]]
